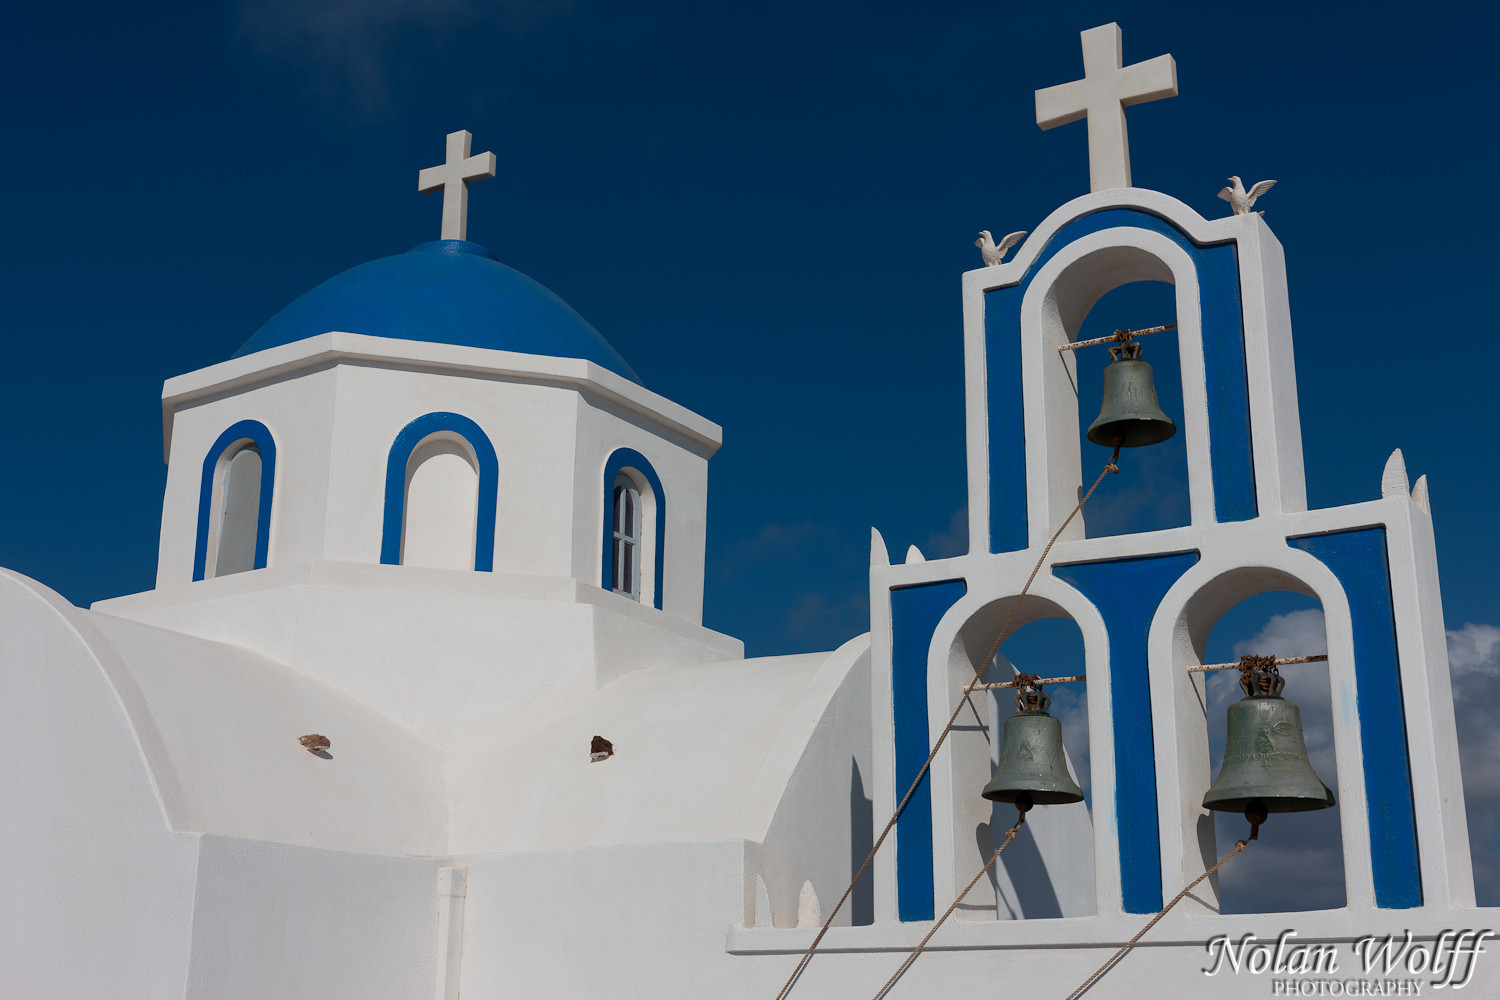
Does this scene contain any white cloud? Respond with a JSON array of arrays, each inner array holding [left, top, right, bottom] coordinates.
[[1446, 623, 1500, 903], [1211, 609, 1344, 911], [234, 0, 574, 110], [1214, 609, 1335, 781], [924, 504, 968, 560], [1229, 608, 1330, 661], [1446, 622, 1500, 676], [784, 590, 869, 652], [1207, 613, 1500, 908]]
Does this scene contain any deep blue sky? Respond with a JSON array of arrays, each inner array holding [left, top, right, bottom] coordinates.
[[2, 1, 1496, 906]]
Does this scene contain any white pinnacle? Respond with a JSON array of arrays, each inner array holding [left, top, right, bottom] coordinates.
[[417, 130, 497, 241], [1034, 23, 1177, 192]]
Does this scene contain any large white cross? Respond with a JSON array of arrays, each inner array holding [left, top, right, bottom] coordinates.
[[417, 130, 497, 241], [1034, 23, 1177, 192]]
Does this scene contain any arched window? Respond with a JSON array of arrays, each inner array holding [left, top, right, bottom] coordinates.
[[213, 444, 263, 576], [402, 434, 480, 570], [380, 412, 498, 572], [193, 420, 277, 582], [601, 448, 666, 609], [611, 473, 642, 599]]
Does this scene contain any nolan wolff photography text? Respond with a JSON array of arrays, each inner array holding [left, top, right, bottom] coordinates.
[[1201, 930, 1493, 994]]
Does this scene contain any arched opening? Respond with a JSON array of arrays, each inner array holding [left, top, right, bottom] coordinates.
[[1199, 589, 1345, 913], [610, 470, 650, 601], [947, 598, 1095, 922], [379, 412, 498, 571], [601, 448, 665, 609], [1072, 280, 1189, 537], [194, 419, 277, 582], [1021, 235, 1228, 553], [400, 433, 480, 570], [208, 442, 262, 578]]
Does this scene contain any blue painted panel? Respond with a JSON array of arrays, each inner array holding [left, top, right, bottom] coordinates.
[[601, 448, 667, 611], [889, 578, 968, 921], [983, 207, 1257, 538], [193, 419, 277, 582], [984, 287, 1027, 554], [1193, 241, 1257, 522], [1289, 528, 1422, 908], [1053, 550, 1199, 913], [379, 412, 499, 571]]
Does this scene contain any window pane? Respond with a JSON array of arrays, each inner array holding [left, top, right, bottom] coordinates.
[[609, 474, 645, 601]]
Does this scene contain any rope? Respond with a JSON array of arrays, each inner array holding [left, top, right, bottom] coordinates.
[[867, 809, 1028, 1000], [1058, 837, 1252, 1000], [869, 816, 1253, 999], [770, 454, 1120, 1000]]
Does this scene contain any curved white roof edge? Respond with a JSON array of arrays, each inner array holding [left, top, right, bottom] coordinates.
[[160, 331, 723, 462], [961, 186, 1271, 298]]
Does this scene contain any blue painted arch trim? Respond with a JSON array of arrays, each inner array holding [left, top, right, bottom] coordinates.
[[601, 448, 666, 610], [985, 207, 1258, 553], [379, 412, 499, 571], [193, 419, 277, 582]]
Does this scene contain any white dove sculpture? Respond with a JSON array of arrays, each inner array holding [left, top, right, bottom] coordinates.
[[1218, 176, 1276, 216], [976, 229, 1027, 267]]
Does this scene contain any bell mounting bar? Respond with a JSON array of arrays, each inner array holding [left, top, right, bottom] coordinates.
[[974, 653, 1328, 691], [1186, 653, 1328, 674], [1057, 322, 1178, 353]]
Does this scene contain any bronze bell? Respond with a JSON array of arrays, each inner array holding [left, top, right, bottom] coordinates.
[[982, 685, 1085, 806], [1086, 340, 1177, 448], [1203, 659, 1336, 815]]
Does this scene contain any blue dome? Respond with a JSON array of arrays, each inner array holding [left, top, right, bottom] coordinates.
[[233, 240, 641, 384]]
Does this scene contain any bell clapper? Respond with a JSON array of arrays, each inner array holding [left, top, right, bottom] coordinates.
[[1243, 799, 1268, 842]]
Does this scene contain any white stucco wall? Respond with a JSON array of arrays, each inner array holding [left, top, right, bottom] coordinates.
[[750, 637, 875, 929], [96, 561, 743, 752], [158, 365, 338, 586], [83, 609, 446, 854], [0, 570, 200, 999], [444, 645, 863, 855], [156, 335, 721, 627], [186, 835, 439, 1000], [573, 392, 714, 620]]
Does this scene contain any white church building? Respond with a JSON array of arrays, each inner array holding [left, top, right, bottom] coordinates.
[[3, 23, 1493, 999]]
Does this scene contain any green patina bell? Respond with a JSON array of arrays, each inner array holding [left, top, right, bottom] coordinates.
[[1086, 340, 1177, 448], [1203, 659, 1336, 814], [982, 685, 1085, 806]]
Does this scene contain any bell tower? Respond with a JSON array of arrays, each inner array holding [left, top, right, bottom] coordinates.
[[863, 21, 1473, 936]]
